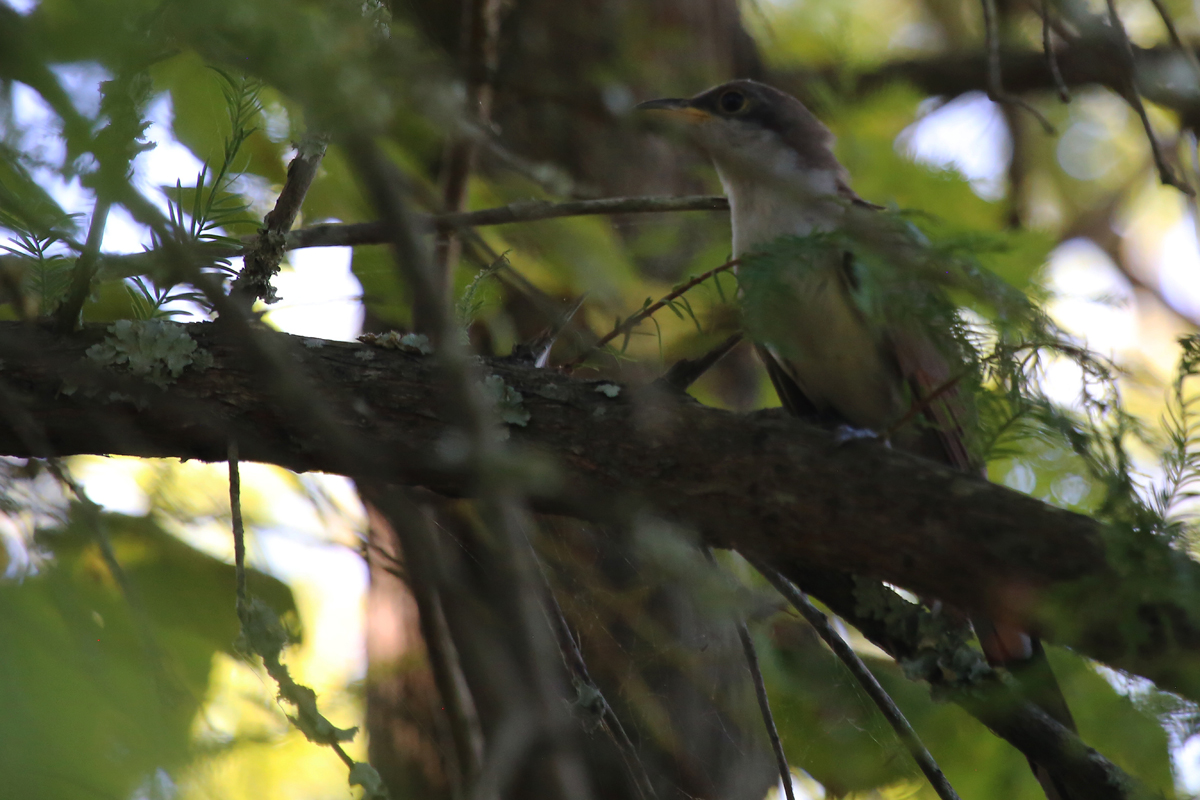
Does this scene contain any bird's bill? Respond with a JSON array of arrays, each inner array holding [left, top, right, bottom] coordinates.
[[634, 97, 712, 122]]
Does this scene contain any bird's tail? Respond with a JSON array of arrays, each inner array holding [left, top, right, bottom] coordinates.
[[974, 618, 1076, 800]]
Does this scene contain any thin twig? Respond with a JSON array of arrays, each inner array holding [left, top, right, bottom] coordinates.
[[1104, 0, 1194, 195], [95, 195, 730, 279], [980, 0, 1055, 134], [562, 257, 739, 371], [750, 559, 962, 800], [735, 620, 796, 800], [288, 195, 730, 249], [432, 195, 730, 230], [539, 571, 658, 800], [1040, 0, 1071, 103], [229, 439, 247, 620], [701, 548, 796, 800], [432, 0, 507, 326], [371, 500, 484, 785], [660, 333, 743, 391]]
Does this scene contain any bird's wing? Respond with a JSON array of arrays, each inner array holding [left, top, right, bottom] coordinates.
[[755, 343, 822, 420], [887, 326, 978, 473]]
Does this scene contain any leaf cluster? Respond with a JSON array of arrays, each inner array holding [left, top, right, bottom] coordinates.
[[142, 68, 264, 316]]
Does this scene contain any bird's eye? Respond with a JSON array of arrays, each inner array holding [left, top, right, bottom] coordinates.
[[718, 90, 746, 114]]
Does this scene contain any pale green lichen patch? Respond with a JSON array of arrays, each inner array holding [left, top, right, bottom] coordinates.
[[535, 382, 570, 402], [851, 576, 989, 687], [86, 320, 212, 387], [594, 382, 621, 398], [358, 330, 434, 355], [480, 374, 530, 427]]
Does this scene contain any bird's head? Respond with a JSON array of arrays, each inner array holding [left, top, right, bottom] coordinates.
[[635, 79, 843, 181]]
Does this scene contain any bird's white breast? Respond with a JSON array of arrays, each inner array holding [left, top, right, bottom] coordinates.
[[713, 146, 903, 430]]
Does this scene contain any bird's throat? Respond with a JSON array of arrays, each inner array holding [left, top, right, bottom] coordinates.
[[715, 164, 843, 256]]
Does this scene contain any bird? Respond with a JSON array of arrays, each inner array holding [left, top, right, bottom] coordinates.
[[636, 79, 1076, 800]]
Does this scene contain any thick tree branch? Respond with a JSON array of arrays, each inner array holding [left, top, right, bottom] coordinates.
[[2, 320, 1200, 709]]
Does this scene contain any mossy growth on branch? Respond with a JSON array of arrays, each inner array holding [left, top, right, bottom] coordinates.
[[86, 319, 213, 387]]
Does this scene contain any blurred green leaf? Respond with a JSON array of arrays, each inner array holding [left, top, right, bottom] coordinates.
[[0, 508, 294, 800], [352, 243, 412, 327]]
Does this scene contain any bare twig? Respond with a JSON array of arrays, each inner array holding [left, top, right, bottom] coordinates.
[[736, 620, 796, 800], [782, 568, 1144, 800], [701, 548, 796, 800], [228, 439, 248, 620], [539, 569, 658, 800], [232, 131, 329, 304], [1040, 0, 1071, 103], [370, 500, 484, 786], [430, 194, 729, 231], [427, 594, 487, 782], [660, 333, 744, 391], [750, 559, 961, 800], [431, 0, 507, 328], [562, 257, 739, 371], [980, 0, 1055, 133], [94, 195, 730, 279], [288, 195, 729, 250], [1104, 0, 1194, 195]]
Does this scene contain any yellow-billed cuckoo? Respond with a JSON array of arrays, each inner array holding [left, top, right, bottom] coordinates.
[[638, 79, 1076, 800]]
